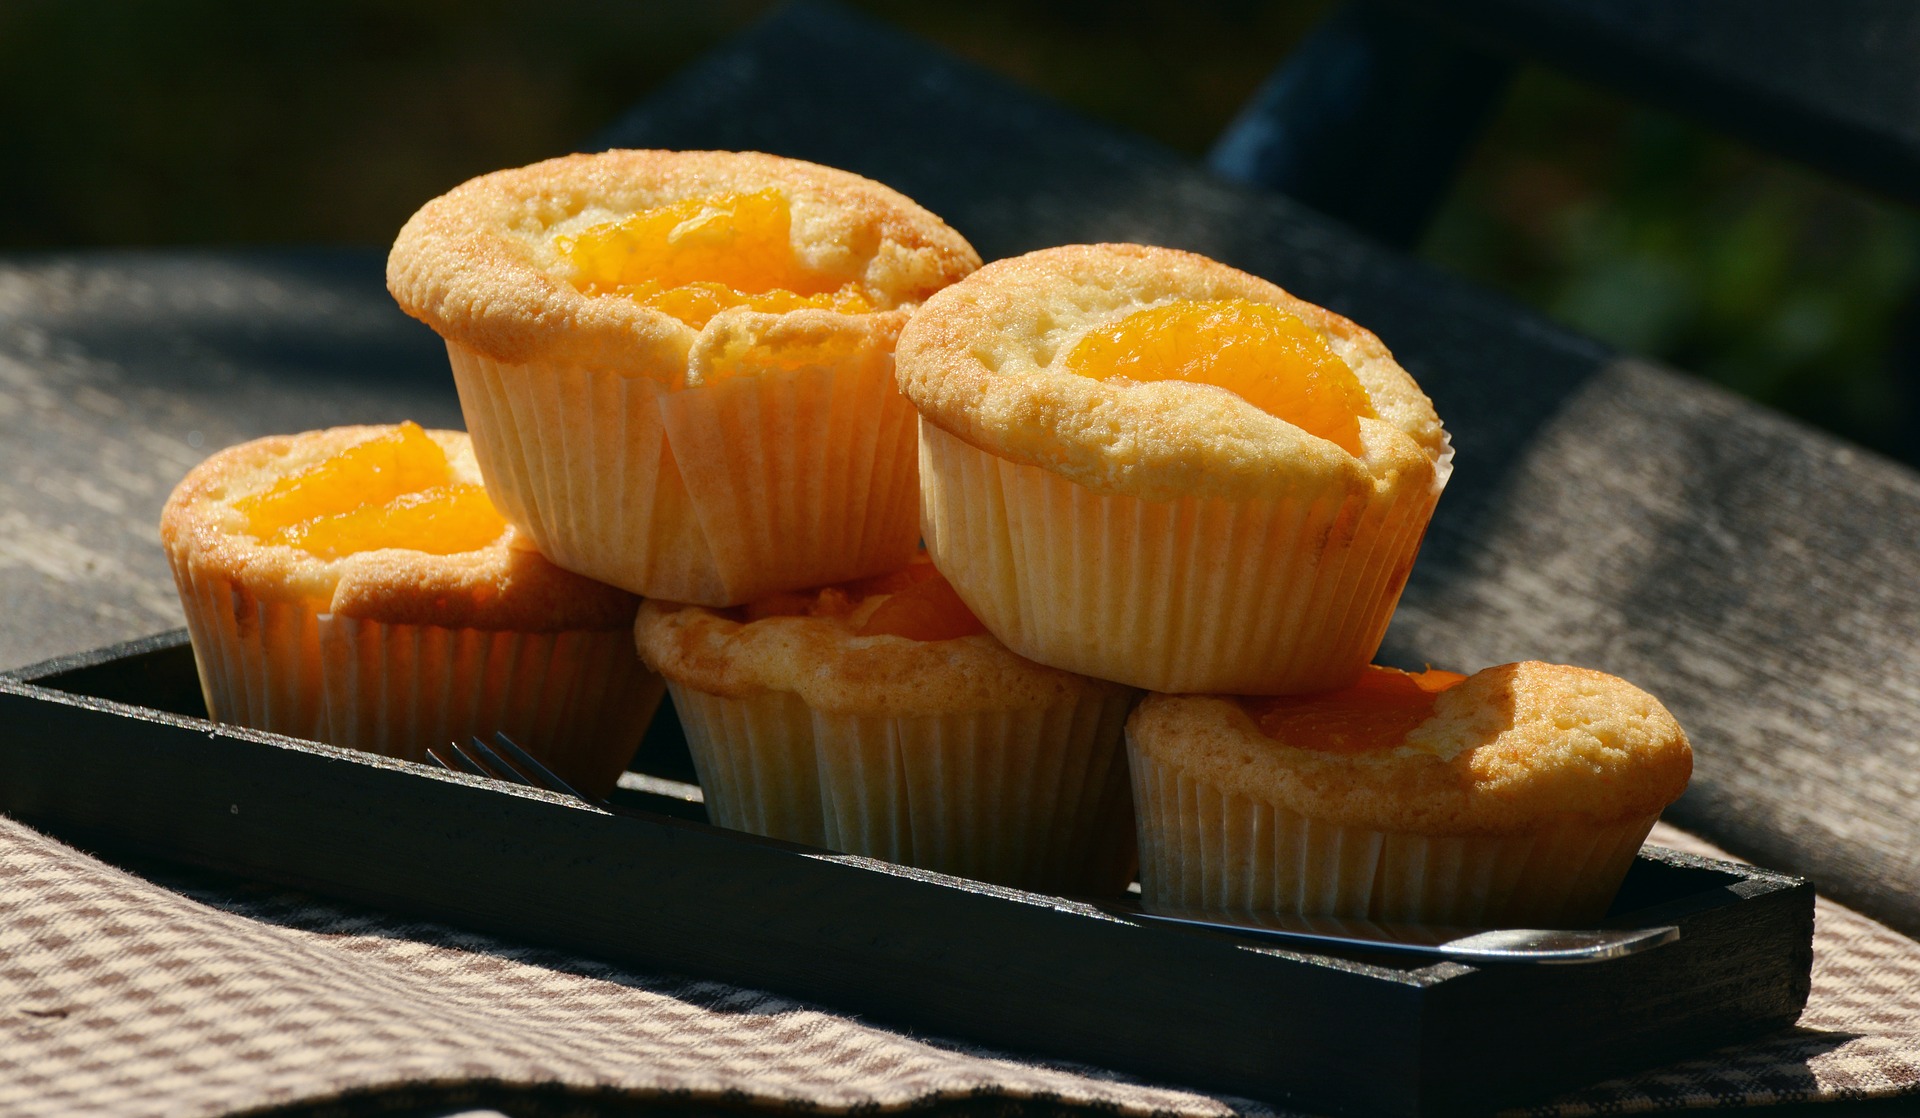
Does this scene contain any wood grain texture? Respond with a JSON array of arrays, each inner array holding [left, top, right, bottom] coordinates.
[[0, 249, 456, 668]]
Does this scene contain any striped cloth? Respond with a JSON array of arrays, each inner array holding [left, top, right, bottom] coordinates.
[[0, 817, 1914, 1118]]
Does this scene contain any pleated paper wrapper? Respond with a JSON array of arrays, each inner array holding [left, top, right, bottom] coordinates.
[[919, 420, 1443, 695], [448, 342, 919, 607], [1128, 742, 1658, 927], [668, 681, 1137, 895], [666, 688, 831, 849], [170, 557, 663, 799]]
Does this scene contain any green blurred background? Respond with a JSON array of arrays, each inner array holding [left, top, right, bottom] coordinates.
[[5, 0, 1915, 463]]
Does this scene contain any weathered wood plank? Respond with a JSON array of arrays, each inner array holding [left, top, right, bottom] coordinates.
[[0, 250, 456, 667]]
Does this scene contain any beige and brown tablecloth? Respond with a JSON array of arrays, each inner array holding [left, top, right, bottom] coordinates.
[[1, 818, 1915, 1118]]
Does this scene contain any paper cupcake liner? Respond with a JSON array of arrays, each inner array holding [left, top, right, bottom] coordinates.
[[655, 348, 921, 604], [174, 555, 331, 742], [448, 343, 919, 606], [667, 683, 1137, 895], [813, 693, 1137, 895], [318, 617, 663, 799], [449, 345, 719, 602], [665, 685, 831, 848], [169, 559, 661, 799], [1130, 744, 1658, 926], [920, 421, 1442, 694]]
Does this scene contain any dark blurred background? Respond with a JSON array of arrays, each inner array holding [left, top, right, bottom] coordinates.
[[6, 0, 1915, 464]]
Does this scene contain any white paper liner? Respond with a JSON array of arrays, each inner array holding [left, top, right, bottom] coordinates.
[[448, 343, 918, 606], [666, 685, 831, 848], [918, 421, 1443, 695], [666, 683, 1137, 894], [318, 617, 663, 798], [174, 554, 330, 743], [170, 558, 661, 799], [449, 345, 717, 601], [1130, 742, 1659, 926]]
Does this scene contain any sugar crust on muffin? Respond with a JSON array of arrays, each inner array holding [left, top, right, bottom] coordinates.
[[636, 596, 1135, 718], [895, 243, 1451, 503], [160, 425, 636, 632], [386, 149, 981, 378], [1128, 662, 1692, 834]]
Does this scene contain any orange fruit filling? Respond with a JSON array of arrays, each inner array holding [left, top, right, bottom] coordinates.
[[559, 189, 874, 327], [1064, 298, 1375, 455], [1241, 665, 1468, 755], [613, 280, 873, 329], [236, 422, 508, 558], [856, 574, 987, 642], [727, 560, 987, 642]]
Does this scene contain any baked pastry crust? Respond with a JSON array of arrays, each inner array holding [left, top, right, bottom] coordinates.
[[636, 595, 1134, 717], [896, 243, 1450, 503], [637, 578, 1138, 893], [1129, 662, 1692, 835], [387, 149, 981, 378], [159, 425, 636, 632]]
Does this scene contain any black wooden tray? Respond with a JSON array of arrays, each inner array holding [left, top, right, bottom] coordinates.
[[0, 631, 1815, 1118]]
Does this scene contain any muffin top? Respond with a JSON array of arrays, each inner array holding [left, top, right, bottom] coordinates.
[[160, 423, 637, 632], [387, 149, 980, 380], [636, 559, 1135, 717], [1129, 662, 1692, 834], [895, 243, 1450, 503]]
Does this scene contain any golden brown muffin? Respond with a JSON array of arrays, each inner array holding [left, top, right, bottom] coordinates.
[[160, 423, 662, 796], [636, 559, 1139, 894], [388, 150, 981, 606], [1127, 662, 1692, 926], [896, 243, 1450, 694]]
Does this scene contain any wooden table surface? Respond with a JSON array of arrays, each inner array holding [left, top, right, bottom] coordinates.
[[3, 0, 1918, 958]]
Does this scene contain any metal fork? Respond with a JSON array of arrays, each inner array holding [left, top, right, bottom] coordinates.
[[426, 731, 599, 805], [426, 732, 707, 813]]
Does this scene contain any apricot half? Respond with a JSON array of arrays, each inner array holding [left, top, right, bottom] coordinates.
[[559, 189, 873, 328], [855, 574, 987, 641], [1065, 298, 1375, 455], [730, 561, 986, 643], [1241, 665, 1467, 754], [237, 423, 508, 558]]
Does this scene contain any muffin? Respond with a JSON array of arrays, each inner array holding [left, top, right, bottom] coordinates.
[[636, 559, 1139, 895], [1127, 662, 1693, 927], [387, 149, 981, 606], [160, 422, 662, 797], [896, 243, 1451, 694]]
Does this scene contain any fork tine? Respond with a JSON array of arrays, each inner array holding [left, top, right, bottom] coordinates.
[[463, 735, 538, 788], [489, 731, 593, 802], [425, 745, 459, 772], [432, 739, 494, 779]]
